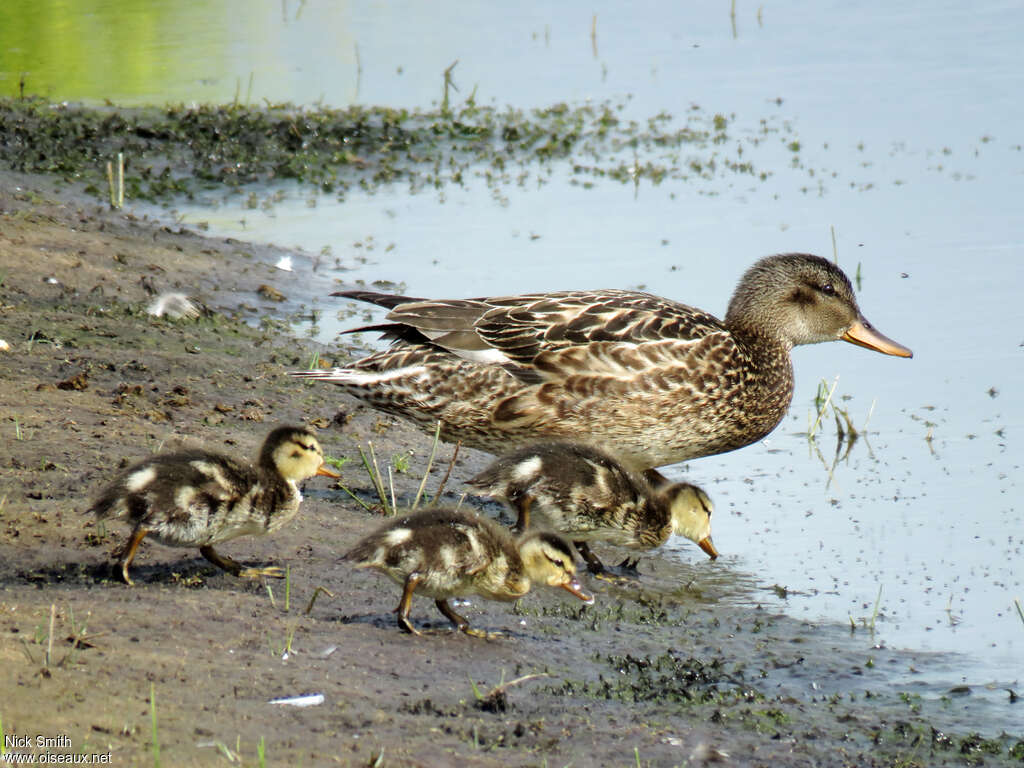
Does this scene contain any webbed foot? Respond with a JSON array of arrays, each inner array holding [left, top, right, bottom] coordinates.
[[238, 565, 286, 580], [462, 626, 505, 640]]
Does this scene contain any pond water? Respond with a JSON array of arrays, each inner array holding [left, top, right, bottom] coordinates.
[[5, 0, 1023, 733]]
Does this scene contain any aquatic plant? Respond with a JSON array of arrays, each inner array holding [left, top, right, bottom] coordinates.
[[0, 95, 769, 208]]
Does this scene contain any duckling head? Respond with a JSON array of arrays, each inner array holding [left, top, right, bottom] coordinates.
[[663, 483, 718, 560], [261, 426, 340, 482], [725, 253, 912, 357], [517, 532, 594, 604]]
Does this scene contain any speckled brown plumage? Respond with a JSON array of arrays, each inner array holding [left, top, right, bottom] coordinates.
[[467, 441, 718, 574], [88, 425, 338, 585], [292, 254, 912, 471], [344, 507, 592, 636]]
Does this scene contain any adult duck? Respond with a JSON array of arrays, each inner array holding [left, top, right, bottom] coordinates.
[[291, 254, 911, 471]]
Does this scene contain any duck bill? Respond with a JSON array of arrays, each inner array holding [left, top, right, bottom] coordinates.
[[560, 578, 595, 605], [698, 536, 719, 560], [316, 464, 341, 479], [841, 316, 913, 358]]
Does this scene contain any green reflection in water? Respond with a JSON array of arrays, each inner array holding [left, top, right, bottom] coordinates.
[[0, 0, 223, 102], [0, 0, 274, 104]]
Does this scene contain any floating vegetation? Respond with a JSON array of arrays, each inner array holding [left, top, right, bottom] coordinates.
[[804, 377, 875, 488], [0, 94, 785, 207]]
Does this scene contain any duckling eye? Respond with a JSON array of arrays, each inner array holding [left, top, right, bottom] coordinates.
[[290, 450, 302, 459], [819, 282, 837, 296], [549, 557, 564, 569]]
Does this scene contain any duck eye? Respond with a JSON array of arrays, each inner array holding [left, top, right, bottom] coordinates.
[[819, 282, 836, 296]]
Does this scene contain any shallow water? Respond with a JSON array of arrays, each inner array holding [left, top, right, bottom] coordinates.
[[5, 0, 1023, 732]]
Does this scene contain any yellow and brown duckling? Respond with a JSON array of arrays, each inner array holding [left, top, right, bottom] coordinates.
[[468, 441, 717, 578], [88, 425, 339, 585], [290, 253, 912, 474], [343, 507, 594, 637]]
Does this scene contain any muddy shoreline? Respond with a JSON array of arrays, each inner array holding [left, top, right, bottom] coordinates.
[[1, 173, 1020, 767]]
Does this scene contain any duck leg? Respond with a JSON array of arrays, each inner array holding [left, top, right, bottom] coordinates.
[[576, 541, 637, 583], [199, 545, 285, 580], [436, 599, 502, 639], [615, 556, 642, 575], [511, 496, 533, 534], [116, 528, 148, 586], [642, 468, 671, 488], [435, 599, 470, 632], [574, 541, 607, 574], [395, 572, 423, 635]]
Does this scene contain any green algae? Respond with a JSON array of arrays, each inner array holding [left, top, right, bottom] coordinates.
[[0, 96, 765, 206]]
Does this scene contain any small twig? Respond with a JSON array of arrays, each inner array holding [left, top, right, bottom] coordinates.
[[1014, 598, 1024, 627], [359, 443, 389, 514], [486, 672, 549, 698], [337, 483, 375, 513], [869, 585, 883, 633], [809, 376, 839, 438], [412, 422, 442, 510], [863, 398, 876, 431], [106, 161, 116, 209], [435, 441, 461, 502], [441, 60, 459, 116], [368, 442, 388, 514], [388, 466, 397, 513], [305, 586, 335, 616], [284, 565, 291, 612], [19, 638, 37, 664], [45, 603, 56, 668]]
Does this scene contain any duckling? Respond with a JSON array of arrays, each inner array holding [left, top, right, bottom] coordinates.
[[344, 507, 594, 637], [88, 425, 339, 585], [467, 441, 717, 578]]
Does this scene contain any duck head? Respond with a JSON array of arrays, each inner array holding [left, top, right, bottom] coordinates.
[[663, 482, 718, 559], [262, 426, 340, 482], [725, 253, 913, 357], [518, 531, 594, 604]]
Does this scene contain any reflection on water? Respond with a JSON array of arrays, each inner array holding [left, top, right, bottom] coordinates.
[[5, 0, 1024, 735], [0, 0, 358, 105]]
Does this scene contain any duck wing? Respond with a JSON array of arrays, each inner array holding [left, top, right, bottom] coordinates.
[[340, 289, 728, 378], [473, 290, 724, 367]]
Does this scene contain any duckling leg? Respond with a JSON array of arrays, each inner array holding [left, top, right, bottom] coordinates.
[[116, 528, 148, 586], [511, 496, 533, 534], [436, 599, 502, 639], [435, 599, 470, 632], [395, 572, 423, 636], [577, 542, 637, 583], [574, 541, 607, 575], [199, 545, 286, 580], [615, 557, 642, 575], [642, 468, 671, 488]]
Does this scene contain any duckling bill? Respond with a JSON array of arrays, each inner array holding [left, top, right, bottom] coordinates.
[[469, 441, 716, 577], [344, 508, 593, 637], [88, 425, 338, 585]]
